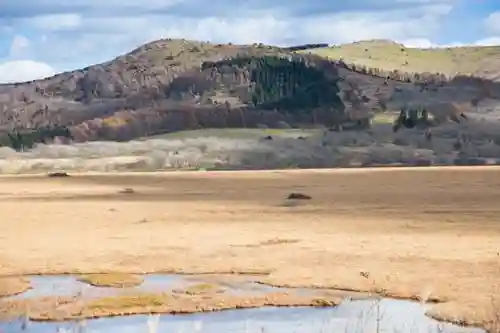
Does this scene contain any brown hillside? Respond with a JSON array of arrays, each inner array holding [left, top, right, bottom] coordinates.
[[0, 39, 348, 143], [1, 38, 500, 144], [0, 40, 287, 130]]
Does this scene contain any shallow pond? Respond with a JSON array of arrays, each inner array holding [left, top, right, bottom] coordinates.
[[0, 274, 486, 333], [5, 274, 189, 300], [0, 298, 485, 333], [3, 274, 329, 300]]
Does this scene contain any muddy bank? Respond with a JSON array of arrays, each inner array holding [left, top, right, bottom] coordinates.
[[0, 298, 487, 333], [0, 277, 31, 297], [0, 291, 341, 322], [255, 281, 497, 330], [253, 280, 445, 303], [427, 300, 500, 331]]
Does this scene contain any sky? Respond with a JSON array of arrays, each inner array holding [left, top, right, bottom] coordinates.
[[0, 0, 500, 83]]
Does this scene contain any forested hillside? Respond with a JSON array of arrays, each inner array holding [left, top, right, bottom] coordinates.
[[1, 38, 500, 150], [180, 55, 344, 112], [0, 47, 346, 149]]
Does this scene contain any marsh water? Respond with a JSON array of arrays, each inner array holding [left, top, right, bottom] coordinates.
[[0, 274, 486, 333], [3, 274, 320, 300]]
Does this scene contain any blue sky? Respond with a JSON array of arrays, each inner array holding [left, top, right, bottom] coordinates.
[[0, 0, 500, 83]]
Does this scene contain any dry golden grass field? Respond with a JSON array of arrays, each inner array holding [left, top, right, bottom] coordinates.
[[302, 40, 500, 79], [1, 167, 500, 326]]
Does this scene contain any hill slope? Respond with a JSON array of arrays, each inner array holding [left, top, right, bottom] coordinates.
[[0, 39, 351, 144], [0, 40, 287, 129], [1, 38, 500, 148], [300, 40, 500, 124], [302, 39, 500, 81]]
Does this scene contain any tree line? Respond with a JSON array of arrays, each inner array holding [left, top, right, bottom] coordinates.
[[336, 59, 497, 94], [202, 55, 344, 114], [284, 44, 329, 52], [0, 126, 73, 151]]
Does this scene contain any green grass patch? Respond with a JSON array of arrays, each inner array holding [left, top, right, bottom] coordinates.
[[174, 283, 224, 295], [77, 273, 144, 288], [87, 293, 169, 310]]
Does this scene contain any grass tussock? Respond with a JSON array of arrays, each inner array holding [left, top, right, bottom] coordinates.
[[0, 277, 31, 297], [7, 290, 342, 321], [174, 283, 225, 295], [77, 273, 144, 288], [311, 298, 336, 307], [87, 293, 170, 310]]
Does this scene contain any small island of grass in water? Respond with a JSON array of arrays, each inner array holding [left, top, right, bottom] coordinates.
[[78, 273, 144, 288], [173, 283, 225, 295]]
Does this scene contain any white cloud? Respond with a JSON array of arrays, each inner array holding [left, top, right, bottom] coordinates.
[[31, 6, 451, 56], [0, 7, 451, 75], [294, 11, 441, 45], [484, 11, 500, 34], [156, 15, 290, 45], [474, 37, 500, 46], [400, 37, 500, 49], [399, 38, 437, 48], [0, 60, 56, 83], [27, 14, 83, 31], [9, 35, 30, 57]]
